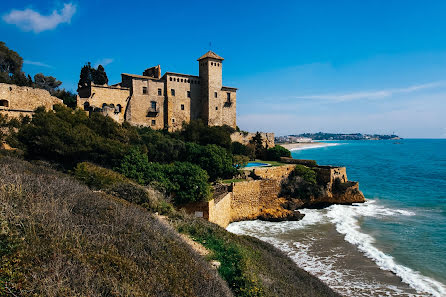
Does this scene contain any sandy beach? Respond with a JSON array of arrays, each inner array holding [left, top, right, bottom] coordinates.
[[279, 142, 338, 151]]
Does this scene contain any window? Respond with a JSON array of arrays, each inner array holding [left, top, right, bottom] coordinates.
[[211, 62, 214, 66], [214, 92, 218, 98], [227, 92, 231, 100], [151, 101, 157, 110], [83, 102, 90, 110], [215, 106, 218, 110], [116, 104, 122, 113], [177, 78, 180, 82], [170, 77, 172, 81], [102, 103, 107, 108], [187, 91, 191, 98], [151, 120, 156, 126], [171, 89, 175, 96], [158, 88, 162, 96], [172, 118, 175, 123], [181, 79, 183, 82], [181, 104, 185, 110], [142, 87, 148, 94]]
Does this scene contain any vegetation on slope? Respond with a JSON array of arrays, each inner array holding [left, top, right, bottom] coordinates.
[[70, 161, 340, 297], [0, 157, 232, 297]]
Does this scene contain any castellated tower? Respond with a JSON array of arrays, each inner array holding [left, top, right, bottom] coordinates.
[[198, 51, 224, 126]]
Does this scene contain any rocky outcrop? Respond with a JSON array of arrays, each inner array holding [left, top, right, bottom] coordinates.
[[294, 181, 365, 209]]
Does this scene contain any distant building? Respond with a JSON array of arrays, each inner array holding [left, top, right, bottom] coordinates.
[[77, 51, 237, 131]]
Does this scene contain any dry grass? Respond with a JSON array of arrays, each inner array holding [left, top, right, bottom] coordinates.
[[0, 157, 232, 297]]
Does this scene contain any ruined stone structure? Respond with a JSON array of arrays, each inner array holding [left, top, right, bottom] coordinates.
[[0, 83, 62, 118], [182, 164, 365, 228], [230, 131, 275, 148], [77, 51, 237, 131]]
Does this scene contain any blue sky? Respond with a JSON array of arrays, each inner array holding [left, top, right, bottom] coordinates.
[[1, 0, 446, 138]]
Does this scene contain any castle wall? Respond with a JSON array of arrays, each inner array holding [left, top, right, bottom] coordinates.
[[220, 88, 236, 128], [230, 132, 275, 148], [0, 83, 62, 118], [77, 84, 129, 123], [313, 166, 348, 185], [126, 79, 165, 129]]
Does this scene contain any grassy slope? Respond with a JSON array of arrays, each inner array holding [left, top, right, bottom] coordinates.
[[0, 157, 341, 297], [0, 157, 232, 297]]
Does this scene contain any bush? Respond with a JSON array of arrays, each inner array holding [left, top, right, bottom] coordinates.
[[185, 143, 236, 181], [74, 162, 127, 189], [280, 165, 322, 201], [177, 120, 233, 150], [233, 154, 249, 169], [266, 145, 291, 161], [232, 141, 255, 159], [17, 105, 130, 168], [116, 149, 211, 205]]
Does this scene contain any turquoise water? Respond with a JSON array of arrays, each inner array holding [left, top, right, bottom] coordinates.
[[228, 139, 446, 296], [293, 140, 446, 286], [245, 162, 270, 167]]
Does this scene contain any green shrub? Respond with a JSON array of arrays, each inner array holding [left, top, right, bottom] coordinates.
[[233, 154, 249, 169], [232, 141, 255, 159], [165, 162, 211, 204], [74, 162, 127, 189], [266, 145, 291, 161], [17, 105, 130, 168], [116, 149, 211, 205], [280, 165, 322, 200], [185, 143, 236, 180], [177, 120, 233, 150]]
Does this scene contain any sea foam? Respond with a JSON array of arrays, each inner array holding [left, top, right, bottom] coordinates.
[[326, 201, 446, 297], [227, 201, 446, 296]]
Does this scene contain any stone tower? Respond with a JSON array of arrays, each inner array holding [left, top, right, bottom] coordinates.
[[198, 51, 224, 126]]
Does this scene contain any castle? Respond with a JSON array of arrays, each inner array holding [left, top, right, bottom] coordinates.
[[77, 51, 237, 131]]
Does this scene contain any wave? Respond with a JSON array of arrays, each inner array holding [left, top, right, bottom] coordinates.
[[227, 201, 446, 296], [326, 201, 446, 297]]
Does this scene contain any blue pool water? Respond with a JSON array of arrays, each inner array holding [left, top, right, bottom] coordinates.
[[229, 139, 446, 296], [245, 162, 270, 167]]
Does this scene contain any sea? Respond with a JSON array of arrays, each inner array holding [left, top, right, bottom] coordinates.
[[227, 139, 446, 297]]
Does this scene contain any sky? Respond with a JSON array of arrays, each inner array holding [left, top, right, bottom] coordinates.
[[1, 0, 446, 138]]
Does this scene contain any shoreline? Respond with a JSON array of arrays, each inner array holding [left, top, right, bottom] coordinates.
[[279, 142, 339, 151]]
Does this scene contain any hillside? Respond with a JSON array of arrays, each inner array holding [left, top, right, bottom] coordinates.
[[0, 157, 340, 297], [0, 157, 232, 297]]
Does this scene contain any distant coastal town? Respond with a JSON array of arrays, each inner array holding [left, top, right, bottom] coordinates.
[[276, 132, 401, 143]]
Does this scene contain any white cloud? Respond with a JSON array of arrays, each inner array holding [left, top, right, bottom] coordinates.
[[294, 81, 446, 102], [23, 60, 53, 68], [3, 3, 77, 33], [94, 58, 114, 68]]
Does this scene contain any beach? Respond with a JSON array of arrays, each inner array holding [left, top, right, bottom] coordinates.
[[279, 142, 339, 151]]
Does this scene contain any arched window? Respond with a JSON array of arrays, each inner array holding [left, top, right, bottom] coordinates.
[[0, 100, 9, 107], [109, 103, 115, 108], [102, 103, 107, 109], [116, 104, 122, 113], [83, 102, 90, 110]]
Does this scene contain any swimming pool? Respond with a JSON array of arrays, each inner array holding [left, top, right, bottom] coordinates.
[[244, 162, 270, 168]]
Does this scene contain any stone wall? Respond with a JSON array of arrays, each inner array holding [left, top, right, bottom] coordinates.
[[252, 165, 296, 180], [0, 83, 62, 118], [208, 192, 232, 227], [313, 166, 348, 186], [77, 84, 129, 123], [126, 78, 165, 129], [231, 132, 275, 148]]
